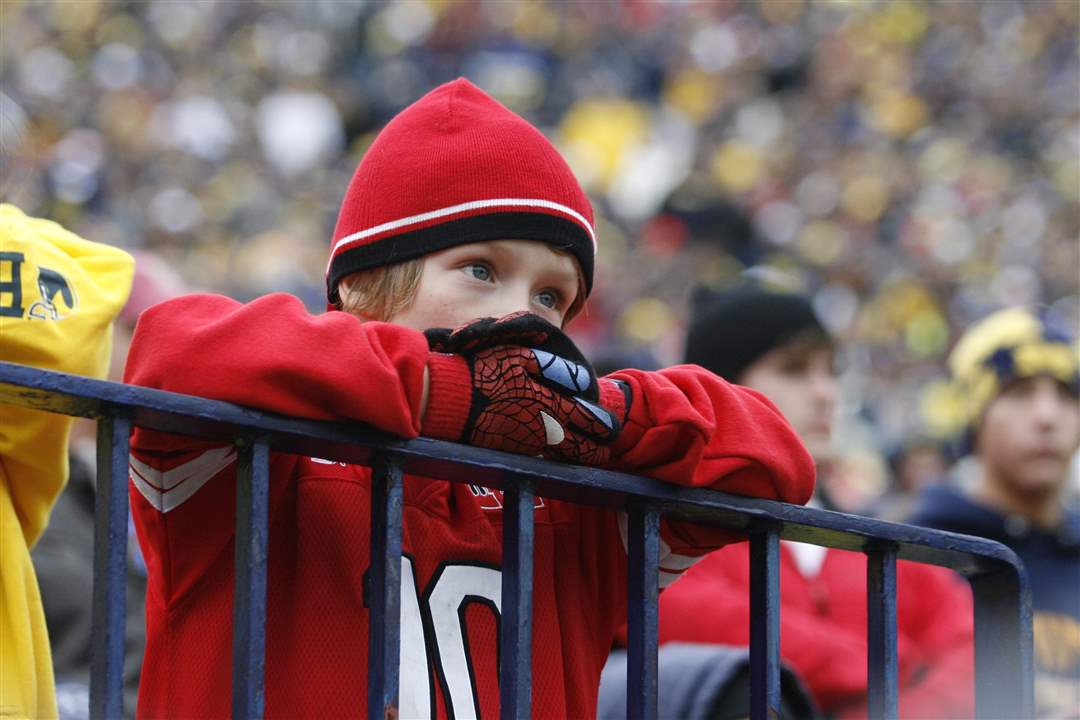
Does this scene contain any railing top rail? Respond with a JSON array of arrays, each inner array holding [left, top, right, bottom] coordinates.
[[0, 360, 1025, 580]]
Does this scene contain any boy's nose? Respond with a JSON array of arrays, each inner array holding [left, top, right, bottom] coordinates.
[[810, 370, 837, 405], [483, 288, 533, 320]]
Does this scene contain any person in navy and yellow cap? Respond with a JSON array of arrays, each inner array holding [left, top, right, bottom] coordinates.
[[909, 305, 1080, 719]]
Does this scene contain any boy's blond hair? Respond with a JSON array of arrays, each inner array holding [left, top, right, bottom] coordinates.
[[336, 259, 424, 321], [336, 255, 587, 325]]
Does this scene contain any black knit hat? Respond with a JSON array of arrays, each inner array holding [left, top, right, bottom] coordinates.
[[684, 285, 829, 382]]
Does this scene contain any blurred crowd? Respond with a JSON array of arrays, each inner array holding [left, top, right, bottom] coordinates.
[[2, 0, 1078, 513]]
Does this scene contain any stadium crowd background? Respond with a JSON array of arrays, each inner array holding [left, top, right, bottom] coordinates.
[[2, 0, 1078, 511]]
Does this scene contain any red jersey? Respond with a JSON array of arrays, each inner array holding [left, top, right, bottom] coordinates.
[[125, 292, 814, 719], [658, 542, 975, 719]]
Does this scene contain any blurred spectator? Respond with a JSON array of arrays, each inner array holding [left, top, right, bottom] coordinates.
[[32, 251, 188, 719], [0, 204, 133, 720], [908, 305, 1080, 719], [661, 281, 975, 718], [870, 435, 950, 522]]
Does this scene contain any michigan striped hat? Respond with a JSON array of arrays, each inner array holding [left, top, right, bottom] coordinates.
[[949, 306, 1079, 430]]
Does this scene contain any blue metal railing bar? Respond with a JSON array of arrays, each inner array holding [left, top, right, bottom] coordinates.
[[232, 439, 270, 719], [867, 543, 900, 719], [971, 572, 1034, 718], [0, 362, 1034, 571], [626, 508, 660, 720], [0, 361, 1034, 720], [367, 453, 405, 720], [88, 412, 131, 719], [500, 481, 536, 720], [749, 529, 782, 719]]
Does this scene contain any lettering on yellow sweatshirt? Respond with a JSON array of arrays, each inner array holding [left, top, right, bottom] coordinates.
[[0, 204, 133, 719]]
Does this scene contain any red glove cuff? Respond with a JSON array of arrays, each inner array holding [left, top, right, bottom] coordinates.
[[600, 377, 633, 455], [421, 352, 473, 441]]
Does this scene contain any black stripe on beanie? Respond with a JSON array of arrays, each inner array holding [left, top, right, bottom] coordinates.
[[327, 212, 594, 306], [684, 288, 827, 382]]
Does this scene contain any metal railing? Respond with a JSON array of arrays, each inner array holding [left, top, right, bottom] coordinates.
[[0, 361, 1033, 720]]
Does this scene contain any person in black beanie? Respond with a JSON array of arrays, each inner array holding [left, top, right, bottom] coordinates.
[[659, 282, 977, 718], [684, 284, 836, 463]]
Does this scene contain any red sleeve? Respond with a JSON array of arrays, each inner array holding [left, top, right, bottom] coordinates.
[[125, 292, 429, 434], [604, 365, 814, 504], [658, 547, 873, 711], [599, 365, 815, 581], [124, 292, 429, 606]]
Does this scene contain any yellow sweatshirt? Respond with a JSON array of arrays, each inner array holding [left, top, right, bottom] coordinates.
[[0, 205, 133, 719]]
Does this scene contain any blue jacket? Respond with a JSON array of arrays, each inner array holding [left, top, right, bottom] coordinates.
[[909, 484, 1080, 698]]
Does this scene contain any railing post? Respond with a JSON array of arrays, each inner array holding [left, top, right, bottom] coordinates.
[[500, 481, 536, 720], [232, 438, 271, 720], [970, 568, 1034, 719], [90, 410, 132, 720], [368, 452, 405, 720], [626, 506, 660, 720], [866, 542, 899, 720], [749, 527, 781, 720]]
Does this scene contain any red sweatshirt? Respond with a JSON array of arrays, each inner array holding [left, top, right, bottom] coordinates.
[[124, 292, 814, 719], [658, 542, 975, 719]]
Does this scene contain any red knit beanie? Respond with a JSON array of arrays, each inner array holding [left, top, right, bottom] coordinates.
[[326, 78, 596, 307]]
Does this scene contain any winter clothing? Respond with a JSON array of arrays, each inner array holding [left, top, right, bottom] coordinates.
[[684, 285, 827, 383], [658, 542, 975, 719], [421, 312, 622, 464], [327, 78, 596, 305], [0, 204, 133, 719], [947, 306, 1079, 436], [909, 484, 1080, 716]]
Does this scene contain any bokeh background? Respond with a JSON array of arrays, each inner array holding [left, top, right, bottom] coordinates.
[[3, 0, 1078, 509]]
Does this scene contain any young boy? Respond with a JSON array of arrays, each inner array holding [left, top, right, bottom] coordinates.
[[124, 79, 814, 718]]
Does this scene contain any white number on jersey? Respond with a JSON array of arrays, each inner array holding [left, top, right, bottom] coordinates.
[[396, 557, 503, 719]]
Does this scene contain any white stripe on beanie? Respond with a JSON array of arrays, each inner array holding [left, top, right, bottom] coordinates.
[[327, 197, 597, 273]]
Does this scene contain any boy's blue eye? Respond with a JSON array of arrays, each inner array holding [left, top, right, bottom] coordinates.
[[463, 263, 492, 282], [535, 290, 559, 309]]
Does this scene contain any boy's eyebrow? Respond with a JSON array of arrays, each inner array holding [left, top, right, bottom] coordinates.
[[545, 263, 581, 288]]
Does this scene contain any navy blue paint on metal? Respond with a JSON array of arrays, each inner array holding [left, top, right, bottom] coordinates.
[[0, 363, 1035, 719], [500, 481, 536, 720], [626, 507, 660, 720], [867, 543, 899, 719], [369, 453, 405, 720], [232, 439, 271, 720], [89, 411, 132, 720], [0, 363, 1030, 577], [749, 529, 781, 720], [971, 570, 1034, 719]]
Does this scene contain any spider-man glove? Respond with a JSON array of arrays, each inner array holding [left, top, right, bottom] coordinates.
[[421, 313, 620, 464]]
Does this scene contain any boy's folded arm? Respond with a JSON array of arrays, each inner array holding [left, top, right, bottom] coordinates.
[[124, 292, 430, 437], [601, 364, 815, 504]]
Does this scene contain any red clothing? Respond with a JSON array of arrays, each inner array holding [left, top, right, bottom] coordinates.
[[658, 542, 975, 719], [125, 293, 814, 719]]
